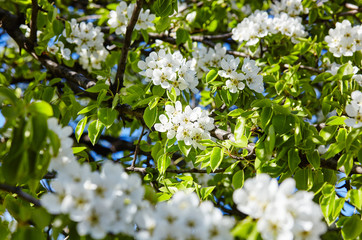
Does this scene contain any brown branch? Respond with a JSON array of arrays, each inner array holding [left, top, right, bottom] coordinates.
[[113, 0, 144, 94], [283, 63, 322, 74], [0, 8, 97, 90], [131, 125, 145, 168], [77, 15, 101, 22], [0, 183, 41, 206], [126, 166, 227, 174], [30, 0, 39, 44]]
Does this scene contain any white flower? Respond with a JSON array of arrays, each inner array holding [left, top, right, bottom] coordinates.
[[47, 44, 59, 54], [233, 174, 327, 240], [345, 90, 362, 128]]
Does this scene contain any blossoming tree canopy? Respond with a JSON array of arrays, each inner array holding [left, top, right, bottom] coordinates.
[[0, 0, 362, 239]]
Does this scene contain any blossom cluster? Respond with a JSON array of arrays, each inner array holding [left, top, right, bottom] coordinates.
[[233, 174, 327, 240], [138, 50, 199, 95], [326, 62, 362, 86], [191, 43, 229, 78], [220, 56, 264, 93], [325, 20, 362, 58], [58, 19, 109, 71], [270, 0, 307, 17], [345, 90, 362, 128], [108, 1, 155, 35], [154, 101, 214, 150], [42, 118, 146, 239], [135, 191, 234, 240], [232, 10, 307, 46]]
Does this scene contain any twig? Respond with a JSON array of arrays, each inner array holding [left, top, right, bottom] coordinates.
[[30, 0, 39, 44], [77, 15, 101, 22], [131, 125, 145, 168], [0, 183, 41, 206], [113, 0, 144, 94], [0, 8, 97, 90]]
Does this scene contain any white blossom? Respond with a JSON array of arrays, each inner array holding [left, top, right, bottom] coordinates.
[[233, 174, 327, 239], [345, 90, 362, 128]]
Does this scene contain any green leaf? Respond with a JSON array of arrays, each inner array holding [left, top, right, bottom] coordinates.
[[85, 83, 109, 93], [234, 117, 248, 148], [232, 217, 260, 239], [178, 140, 192, 156], [155, 16, 171, 32], [288, 148, 301, 173], [75, 117, 88, 142], [88, 120, 105, 145], [200, 186, 215, 200], [306, 150, 320, 169], [154, 0, 174, 17], [52, 20, 63, 36], [176, 28, 190, 45], [260, 107, 273, 128], [341, 215, 362, 239], [232, 170, 244, 189], [77, 105, 97, 115], [166, 87, 177, 102], [28, 101, 53, 117], [143, 106, 158, 129], [198, 139, 217, 147], [326, 116, 347, 126], [72, 147, 87, 154], [157, 154, 171, 175], [210, 147, 224, 171], [206, 69, 218, 83], [30, 114, 48, 151], [112, 93, 120, 109], [98, 108, 118, 127], [347, 189, 362, 210]]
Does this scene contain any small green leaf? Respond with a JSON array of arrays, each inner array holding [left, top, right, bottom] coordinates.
[[144, 106, 158, 129], [85, 83, 109, 93], [341, 215, 362, 239], [306, 150, 320, 169], [75, 117, 88, 142], [288, 149, 301, 173], [200, 186, 215, 200], [326, 116, 347, 126], [98, 108, 118, 127], [232, 170, 244, 189], [178, 140, 191, 156], [72, 147, 87, 154], [77, 105, 97, 115], [112, 93, 120, 109], [28, 101, 53, 117], [206, 69, 218, 83], [176, 28, 190, 45], [157, 154, 171, 175], [210, 147, 224, 171], [88, 120, 105, 145], [166, 87, 177, 102], [155, 16, 171, 32]]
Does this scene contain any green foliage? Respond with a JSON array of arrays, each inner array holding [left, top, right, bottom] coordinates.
[[0, 0, 361, 239]]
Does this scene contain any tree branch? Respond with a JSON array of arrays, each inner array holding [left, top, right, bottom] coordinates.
[[112, 0, 144, 94], [131, 125, 145, 168], [0, 183, 41, 206], [30, 0, 39, 44], [0, 7, 97, 90]]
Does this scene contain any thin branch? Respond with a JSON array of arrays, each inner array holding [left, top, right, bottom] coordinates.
[[113, 0, 144, 94], [0, 8, 97, 90], [30, 0, 39, 44], [77, 15, 101, 22], [283, 63, 322, 74], [0, 183, 41, 206], [131, 125, 145, 168], [126, 167, 227, 174]]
